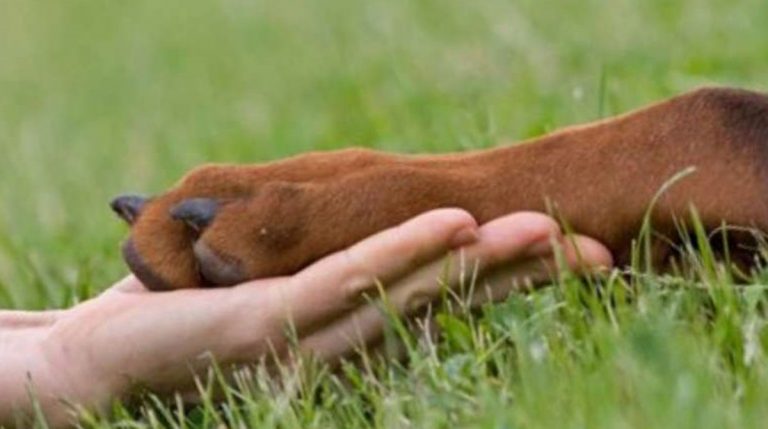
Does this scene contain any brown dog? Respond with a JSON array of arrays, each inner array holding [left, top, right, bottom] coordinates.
[[111, 87, 768, 291]]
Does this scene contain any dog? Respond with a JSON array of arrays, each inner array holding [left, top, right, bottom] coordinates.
[[110, 86, 768, 291]]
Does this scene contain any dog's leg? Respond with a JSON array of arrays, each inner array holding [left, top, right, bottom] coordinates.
[[120, 87, 768, 289]]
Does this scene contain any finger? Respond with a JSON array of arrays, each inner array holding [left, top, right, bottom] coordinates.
[[303, 312, 437, 369], [468, 234, 614, 306], [298, 232, 612, 363], [296, 212, 568, 361], [561, 234, 614, 275], [270, 208, 479, 332]]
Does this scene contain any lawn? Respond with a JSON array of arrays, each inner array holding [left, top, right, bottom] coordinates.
[[2, 0, 768, 427]]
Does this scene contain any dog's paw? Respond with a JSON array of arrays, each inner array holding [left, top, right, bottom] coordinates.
[[172, 181, 315, 285], [111, 149, 413, 290], [112, 169, 317, 290], [112, 163, 448, 290]]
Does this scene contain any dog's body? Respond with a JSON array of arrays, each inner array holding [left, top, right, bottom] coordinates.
[[111, 87, 768, 290]]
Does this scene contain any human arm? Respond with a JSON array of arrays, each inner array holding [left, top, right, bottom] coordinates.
[[0, 209, 611, 427]]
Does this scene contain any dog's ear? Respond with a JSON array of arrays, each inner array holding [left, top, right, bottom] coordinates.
[[110, 194, 148, 225]]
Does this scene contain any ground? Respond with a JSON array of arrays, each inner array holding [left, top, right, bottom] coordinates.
[[1, 0, 768, 427]]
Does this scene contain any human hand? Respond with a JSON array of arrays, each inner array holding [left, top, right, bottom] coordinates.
[[2, 209, 611, 427]]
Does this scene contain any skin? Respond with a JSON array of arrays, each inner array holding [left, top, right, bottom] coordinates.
[[0, 209, 611, 428]]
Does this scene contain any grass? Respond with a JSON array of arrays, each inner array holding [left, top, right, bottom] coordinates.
[[2, 0, 768, 426]]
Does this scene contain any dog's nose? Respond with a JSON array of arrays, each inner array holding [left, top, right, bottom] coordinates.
[[110, 194, 147, 225], [170, 198, 218, 232]]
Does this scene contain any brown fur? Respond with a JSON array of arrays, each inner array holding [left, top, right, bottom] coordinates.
[[116, 87, 768, 290]]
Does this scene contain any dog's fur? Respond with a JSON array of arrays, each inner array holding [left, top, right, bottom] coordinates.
[[111, 87, 768, 290]]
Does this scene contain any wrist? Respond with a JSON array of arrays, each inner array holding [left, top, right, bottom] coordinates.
[[0, 313, 70, 427], [36, 311, 122, 425]]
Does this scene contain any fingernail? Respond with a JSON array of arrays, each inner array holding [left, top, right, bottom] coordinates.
[[450, 226, 480, 248]]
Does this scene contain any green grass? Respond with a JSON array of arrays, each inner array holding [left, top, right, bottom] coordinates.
[[2, 0, 768, 426]]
